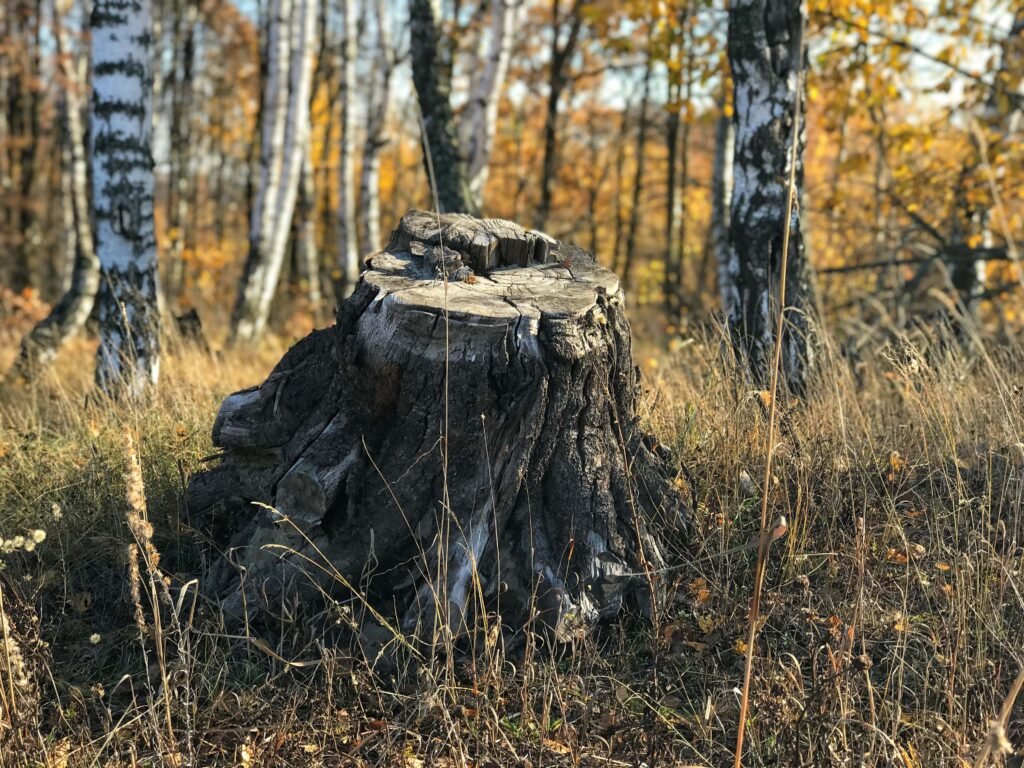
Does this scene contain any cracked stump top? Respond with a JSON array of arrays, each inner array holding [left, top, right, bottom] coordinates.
[[365, 210, 622, 331]]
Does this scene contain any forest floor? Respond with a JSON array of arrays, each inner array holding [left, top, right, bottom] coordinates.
[[0, 306, 1022, 767]]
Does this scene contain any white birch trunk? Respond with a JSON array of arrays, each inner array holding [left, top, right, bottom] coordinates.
[[460, 0, 520, 209], [711, 103, 735, 319], [337, 0, 360, 296], [726, 0, 813, 393], [233, 0, 316, 343], [90, 0, 161, 396], [359, 0, 393, 254]]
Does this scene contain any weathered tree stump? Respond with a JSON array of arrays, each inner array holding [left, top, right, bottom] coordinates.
[[188, 211, 682, 641]]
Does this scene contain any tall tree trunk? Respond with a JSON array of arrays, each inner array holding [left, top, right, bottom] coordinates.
[[583, 106, 611, 260], [709, 87, 735, 318], [534, 0, 583, 232], [622, 40, 653, 292], [10, 2, 99, 381], [292, 143, 321, 309], [90, 0, 161, 396], [676, 55, 695, 306], [358, 0, 394, 254], [460, 0, 519, 210], [665, 80, 681, 322], [337, 0, 360, 296], [166, 0, 199, 301], [956, 10, 1024, 318], [233, 0, 317, 343], [409, 0, 477, 215], [725, 0, 813, 393], [610, 102, 630, 274], [24, 0, 42, 289]]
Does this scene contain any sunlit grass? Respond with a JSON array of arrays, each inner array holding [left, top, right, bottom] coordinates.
[[0, 314, 1021, 766]]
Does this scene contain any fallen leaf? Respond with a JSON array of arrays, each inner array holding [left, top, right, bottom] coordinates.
[[887, 548, 909, 565], [542, 738, 572, 755]]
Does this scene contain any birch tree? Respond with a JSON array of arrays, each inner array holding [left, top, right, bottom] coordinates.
[[90, 0, 162, 396], [359, 0, 395, 253], [337, 0, 359, 295], [723, 0, 814, 393], [460, 0, 520, 207], [11, 0, 98, 380], [953, 9, 1024, 316], [232, 0, 317, 343], [709, 87, 735, 318]]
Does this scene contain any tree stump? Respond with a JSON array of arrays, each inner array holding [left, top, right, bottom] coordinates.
[[188, 211, 683, 641]]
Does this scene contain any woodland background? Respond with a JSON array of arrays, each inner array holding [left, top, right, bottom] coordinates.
[[1, 0, 1021, 342], [0, 1, 1023, 766]]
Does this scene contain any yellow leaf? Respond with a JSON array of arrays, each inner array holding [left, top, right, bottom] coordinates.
[[935, 561, 952, 572], [887, 548, 908, 565], [734, 637, 749, 655], [543, 738, 572, 755]]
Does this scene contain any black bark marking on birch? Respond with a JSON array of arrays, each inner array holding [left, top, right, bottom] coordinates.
[[188, 212, 683, 646]]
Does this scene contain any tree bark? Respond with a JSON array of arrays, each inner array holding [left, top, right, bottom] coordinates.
[[358, 0, 394, 255], [233, 0, 317, 343], [291, 143, 321, 310], [724, 0, 814, 393], [622, 39, 653, 292], [10, 1, 99, 382], [336, 0, 360, 297], [165, 0, 199, 301], [90, 0, 162, 397], [409, 0, 477, 215], [955, 10, 1024, 317], [460, 0, 520, 209], [709, 88, 735, 319], [188, 211, 682, 643], [534, 0, 583, 232]]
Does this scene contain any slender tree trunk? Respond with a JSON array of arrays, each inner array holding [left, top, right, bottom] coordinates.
[[709, 87, 735, 318], [90, 0, 161, 396], [460, 0, 519, 209], [166, 0, 198, 301], [583, 106, 610, 260], [956, 10, 1024, 318], [676, 56, 694, 306], [233, 0, 317, 343], [10, 3, 99, 381], [622, 40, 653, 291], [725, 0, 813, 393], [292, 144, 321, 309], [358, 0, 394, 254], [534, 0, 583, 232], [610, 102, 630, 274], [665, 80, 680, 321], [337, 0, 360, 296], [409, 0, 477, 214]]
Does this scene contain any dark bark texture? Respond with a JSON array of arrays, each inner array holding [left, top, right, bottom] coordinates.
[[188, 211, 682, 643], [409, 0, 477, 216]]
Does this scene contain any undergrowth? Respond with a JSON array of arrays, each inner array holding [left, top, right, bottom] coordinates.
[[0, 319, 1021, 767]]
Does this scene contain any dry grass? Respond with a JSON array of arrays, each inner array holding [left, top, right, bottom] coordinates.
[[0, 315, 1022, 767]]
